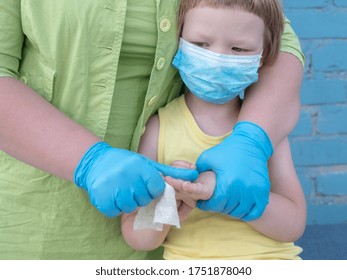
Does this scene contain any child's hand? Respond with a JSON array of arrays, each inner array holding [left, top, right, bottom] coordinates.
[[165, 160, 216, 208], [166, 171, 216, 205], [166, 160, 197, 208]]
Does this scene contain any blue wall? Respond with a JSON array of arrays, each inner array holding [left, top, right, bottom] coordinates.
[[284, 0, 347, 224]]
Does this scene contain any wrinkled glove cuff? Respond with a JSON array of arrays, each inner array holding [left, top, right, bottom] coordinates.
[[73, 141, 112, 189], [233, 121, 273, 159]]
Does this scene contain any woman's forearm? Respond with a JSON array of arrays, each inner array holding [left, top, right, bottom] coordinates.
[[238, 52, 303, 147], [0, 77, 100, 181]]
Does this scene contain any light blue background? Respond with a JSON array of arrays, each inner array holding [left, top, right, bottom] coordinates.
[[284, 0, 347, 224]]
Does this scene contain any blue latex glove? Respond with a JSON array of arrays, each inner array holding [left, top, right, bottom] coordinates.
[[74, 142, 198, 217], [196, 121, 273, 221]]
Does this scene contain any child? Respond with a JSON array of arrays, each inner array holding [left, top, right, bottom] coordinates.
[[121, 0, 307, 259]]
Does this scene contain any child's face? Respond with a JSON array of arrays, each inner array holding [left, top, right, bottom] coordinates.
[[181, 6, 265, 56]]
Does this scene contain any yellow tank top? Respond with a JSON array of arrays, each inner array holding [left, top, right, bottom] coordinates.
[[158, 95, 302, 260]]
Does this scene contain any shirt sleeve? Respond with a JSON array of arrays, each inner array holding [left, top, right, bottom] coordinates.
[[0, 0, 24, 78], [281, 17, 305, 66]]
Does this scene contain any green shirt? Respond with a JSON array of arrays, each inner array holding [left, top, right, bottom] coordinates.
[[104, 0, 158, 149], [0, 0, 304, 259]]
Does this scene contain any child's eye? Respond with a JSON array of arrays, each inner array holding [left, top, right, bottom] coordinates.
[[232, 47, 247, 53], [192, 42, 209, 48]]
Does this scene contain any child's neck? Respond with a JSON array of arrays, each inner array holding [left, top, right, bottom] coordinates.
[[184, 92, 241, 137]]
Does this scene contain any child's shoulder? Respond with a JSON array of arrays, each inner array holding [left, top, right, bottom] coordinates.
[[159, 95, 185, 114], [157, 95, 187, 125]]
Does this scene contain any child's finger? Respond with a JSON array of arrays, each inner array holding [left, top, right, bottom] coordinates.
[[165, 176, 185, 191], [170, 160, 196, 170], [182, 181, 202, 194], [182, 181, 213, 200]]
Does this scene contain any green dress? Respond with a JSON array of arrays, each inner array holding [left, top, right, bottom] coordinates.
[[0, 0, 304, 259]]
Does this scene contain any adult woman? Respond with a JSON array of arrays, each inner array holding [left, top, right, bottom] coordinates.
[[0, 0, 304, 259]]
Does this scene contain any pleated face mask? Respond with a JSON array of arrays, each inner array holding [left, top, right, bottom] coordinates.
[[172, 38, 262, 104]]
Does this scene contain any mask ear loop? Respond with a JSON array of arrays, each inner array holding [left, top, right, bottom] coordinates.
[[258, 50, 264, 68]]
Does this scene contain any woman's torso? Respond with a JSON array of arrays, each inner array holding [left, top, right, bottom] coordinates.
[[0, 0, 181, 259]]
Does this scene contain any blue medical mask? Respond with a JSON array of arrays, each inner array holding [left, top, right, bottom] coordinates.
[[172, 38, 262, 104]]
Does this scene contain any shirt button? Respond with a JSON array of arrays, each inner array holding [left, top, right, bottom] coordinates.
[[148, 95, 158, 106], [159, 18, 171, 32], [156, 57, 166, 70], [20, 75, 28, 84]]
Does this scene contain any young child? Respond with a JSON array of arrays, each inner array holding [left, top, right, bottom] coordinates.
[[121, 0, 307, 259]]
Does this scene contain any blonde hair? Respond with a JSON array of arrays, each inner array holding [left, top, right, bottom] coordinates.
[[177, 0, 284, 65]]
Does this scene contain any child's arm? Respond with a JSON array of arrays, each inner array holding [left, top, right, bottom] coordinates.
[[121, 211, 171, 251], [120, 115, 194, 251], [247, 137, 306, 242], [121, 115, 165, 251]]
